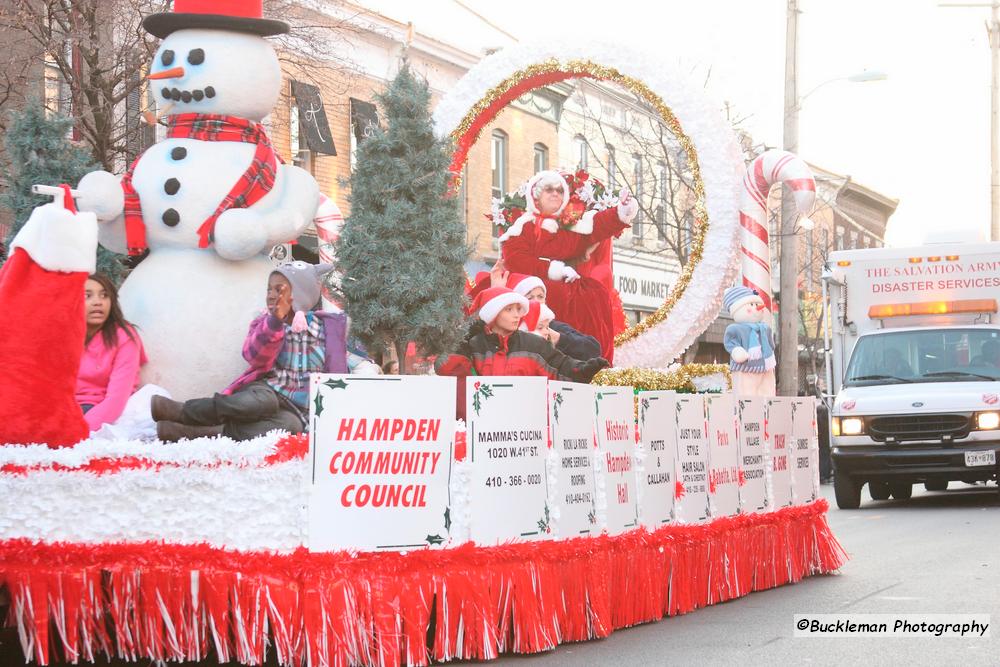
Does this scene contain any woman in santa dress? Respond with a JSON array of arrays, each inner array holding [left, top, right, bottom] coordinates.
[[497, 169, 637, 362]]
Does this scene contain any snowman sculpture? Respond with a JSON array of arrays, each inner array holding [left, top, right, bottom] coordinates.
[[722, 285, 777, 397], [76, 0, 319, 399]]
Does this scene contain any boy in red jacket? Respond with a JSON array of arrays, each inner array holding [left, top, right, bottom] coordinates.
[[436, 286, 607, 382]]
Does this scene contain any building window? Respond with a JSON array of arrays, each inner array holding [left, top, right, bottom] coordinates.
[[573, 135, 588, 170], [491, 130, 508, 198], [533, 142, 548, 173], [607, 145, 617, 188], [290, 103, 313, 173], [656, 162, 667, 242], [631, 154, 643, 241], [835, 226, 845, 250], [492, 130, 508, 238]]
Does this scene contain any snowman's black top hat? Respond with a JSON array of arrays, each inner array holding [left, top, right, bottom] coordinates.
[[143, 0, 289, 39]]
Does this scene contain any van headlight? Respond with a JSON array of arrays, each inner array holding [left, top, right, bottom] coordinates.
[[976, 411, 1000, 430], [841, 417, 865, 435]]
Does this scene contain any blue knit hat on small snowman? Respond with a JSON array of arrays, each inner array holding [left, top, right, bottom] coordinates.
[[723, 285, 760, 316]]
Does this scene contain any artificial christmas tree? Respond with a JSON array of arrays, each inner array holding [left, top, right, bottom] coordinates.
[[0, 103, 125, 283], [336, 62, 469, 373]]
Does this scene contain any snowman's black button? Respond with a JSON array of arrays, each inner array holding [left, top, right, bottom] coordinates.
[[204, 86, 216, 98], [171, 147, 187, 160], [164, 178, 180, 195], [162, 208, 180, 227]]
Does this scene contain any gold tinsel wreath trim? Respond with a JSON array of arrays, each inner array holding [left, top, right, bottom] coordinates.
[[592, 364, 732, 393], [448, 58, 708, 349]]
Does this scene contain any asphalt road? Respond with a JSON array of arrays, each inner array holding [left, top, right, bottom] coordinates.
[[493, 482, 1000, 666]]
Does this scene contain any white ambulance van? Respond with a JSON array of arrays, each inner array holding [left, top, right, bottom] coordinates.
[[823, 243, 1000, 509]]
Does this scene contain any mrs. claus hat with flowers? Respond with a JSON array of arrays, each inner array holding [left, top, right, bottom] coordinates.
[[473, 287, 528, 325], [143, 0, 289, 38]]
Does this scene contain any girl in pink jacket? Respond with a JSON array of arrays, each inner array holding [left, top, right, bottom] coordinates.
[[75, 273, 147, 431]]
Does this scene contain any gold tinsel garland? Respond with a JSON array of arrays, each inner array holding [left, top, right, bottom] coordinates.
[[448, 58, 709, 348], [592, 364, 732, 394]]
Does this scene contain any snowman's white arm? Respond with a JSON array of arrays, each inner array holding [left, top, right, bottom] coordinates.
[[96, 214, 129, 256], [255, 164, 320, 246], [212, 166, 319, 261], [74, 170, 130, 255]]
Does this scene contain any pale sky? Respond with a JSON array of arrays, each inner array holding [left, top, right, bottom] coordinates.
[[363, 0, 994, 247]]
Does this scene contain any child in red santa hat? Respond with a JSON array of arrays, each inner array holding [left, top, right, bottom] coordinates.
[[520, 300, 559, 347], [466, 259, 601, 361], [436, 286, 607, 381]]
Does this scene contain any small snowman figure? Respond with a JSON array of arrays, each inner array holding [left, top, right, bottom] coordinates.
[[722, 285, 776, 397], [74, 0, 319, 399]]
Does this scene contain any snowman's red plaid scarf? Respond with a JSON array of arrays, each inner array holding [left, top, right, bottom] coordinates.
[[120, 113, 280, 255]]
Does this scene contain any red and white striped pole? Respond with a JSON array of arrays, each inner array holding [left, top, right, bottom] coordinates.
[[739, 149, 815, 312]]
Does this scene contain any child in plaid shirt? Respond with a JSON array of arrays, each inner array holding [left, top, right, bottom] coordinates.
[[151, 262, 348, 441]]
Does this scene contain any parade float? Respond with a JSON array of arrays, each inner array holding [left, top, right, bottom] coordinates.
[[0, 2, 844, 665]]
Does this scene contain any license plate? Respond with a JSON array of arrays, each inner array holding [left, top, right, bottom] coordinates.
[[964, 450, 997, 467]]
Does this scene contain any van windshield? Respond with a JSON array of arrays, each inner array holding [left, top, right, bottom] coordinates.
[[844, 328, 1000, 386]]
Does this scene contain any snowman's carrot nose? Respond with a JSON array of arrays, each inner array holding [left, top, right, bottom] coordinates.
[[148, 66, 185, 80]]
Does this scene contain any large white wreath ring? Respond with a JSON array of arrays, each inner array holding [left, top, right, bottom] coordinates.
[[433, 41, 744, 368]]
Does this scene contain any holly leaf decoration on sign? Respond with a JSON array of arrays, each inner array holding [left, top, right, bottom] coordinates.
[[641, 397, 650, 427], [313, 392, 324, 418], [537, 503, 551, 534], [471, 382, 494, 416], [552, 392, 564, 424], [443, 507, 451, 533], [426, 534, 444, 546], [323, 378, 348, 390]]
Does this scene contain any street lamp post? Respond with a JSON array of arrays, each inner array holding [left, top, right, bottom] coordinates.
[[940, 1, 1000, 241], [778, 0, 887, 396]]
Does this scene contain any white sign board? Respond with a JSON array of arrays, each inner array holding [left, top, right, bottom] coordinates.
[[308, 375, 455, 551], [594, 387, 639, 535], [706, 394, 740, 517], [467, 377, 550, 543], [765, 398, 794, 509], [791, 397, 820, 505], [674, 395, 710, 524], [614, 260, 678, 310], [549, 381, 599, 537], [637, 392, 677, 528], [736, 397, 768, 513]]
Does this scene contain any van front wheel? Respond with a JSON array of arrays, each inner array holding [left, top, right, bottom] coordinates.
[[835, 473, 862, 509]]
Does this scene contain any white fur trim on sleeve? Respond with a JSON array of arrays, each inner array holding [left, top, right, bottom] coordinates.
[[10, 202, 98, 274], [564, 210, 595, 235], [548, 260, 566, 281]]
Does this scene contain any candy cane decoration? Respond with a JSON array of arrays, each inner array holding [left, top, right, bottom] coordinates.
[[740, 150, 816, 312], [313, 192, 345, 309]]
